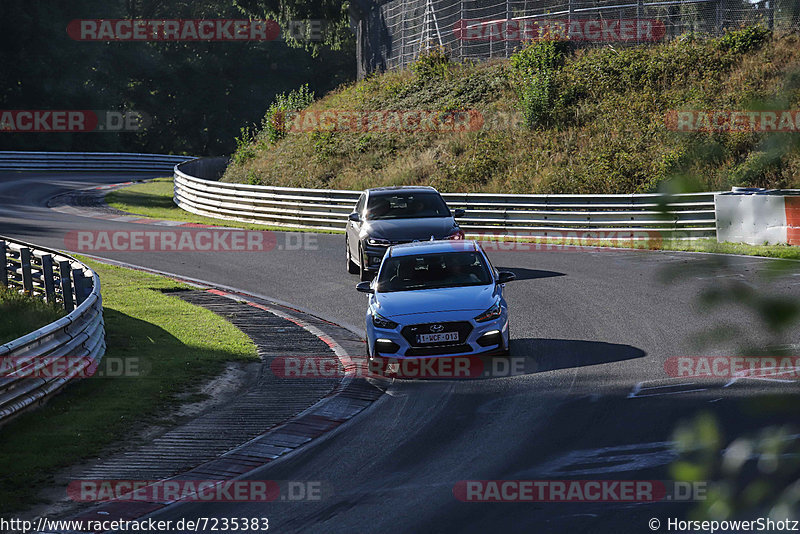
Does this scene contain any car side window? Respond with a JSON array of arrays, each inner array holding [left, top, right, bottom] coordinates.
[[355, 194, 366, 217]]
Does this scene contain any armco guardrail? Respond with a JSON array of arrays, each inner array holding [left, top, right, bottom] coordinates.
[[0, 236, 105, 425], [175, 158, 718, 239], [0, 151, 191, 172]]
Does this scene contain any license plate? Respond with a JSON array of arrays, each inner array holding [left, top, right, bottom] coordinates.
[[416, 332, 459, 344]]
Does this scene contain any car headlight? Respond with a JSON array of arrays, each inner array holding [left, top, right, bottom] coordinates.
[[367, 237, 392, 246], [474, 301, 502, 323], [371, 310, 398, 329], [445, 229, 465, 240]]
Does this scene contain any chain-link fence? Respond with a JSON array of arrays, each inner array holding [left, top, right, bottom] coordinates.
[[354, 0, 799, 74]]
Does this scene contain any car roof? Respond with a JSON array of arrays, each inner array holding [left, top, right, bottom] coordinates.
[[388, 240, 480, 257], [366, 186, 438, 195]]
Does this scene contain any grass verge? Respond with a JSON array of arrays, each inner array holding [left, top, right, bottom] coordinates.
[[656, 239, 800, 260], [0, 258, 258, 514], [0, 287, 66, 345], [478, 236, 800, 261], [105, 178, 340, 233]]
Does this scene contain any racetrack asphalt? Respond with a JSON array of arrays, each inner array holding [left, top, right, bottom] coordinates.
[[2, 171, 799, 533]]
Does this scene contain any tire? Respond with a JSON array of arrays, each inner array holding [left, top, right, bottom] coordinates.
[[359, 245, 371, 281], [347, 237, 359, 274]]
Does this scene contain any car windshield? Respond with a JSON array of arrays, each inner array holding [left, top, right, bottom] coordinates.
[[377, 251, 493, 292], [365, 192, 450, 220]]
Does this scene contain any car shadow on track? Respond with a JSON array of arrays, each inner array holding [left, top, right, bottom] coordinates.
[[496, 267, 565, 281], [506, 338, 646, 375], [370, 339, 645, 381]]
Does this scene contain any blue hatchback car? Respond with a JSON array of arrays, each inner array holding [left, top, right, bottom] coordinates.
[[356, 240, 516, 359]]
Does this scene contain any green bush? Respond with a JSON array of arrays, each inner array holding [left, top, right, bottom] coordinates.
[[262, 84, 316, 144], [509, 40, 570, 128], [411, 48, 451, 80], [231, 126, 257, 166], [716, 25, 771, 54]]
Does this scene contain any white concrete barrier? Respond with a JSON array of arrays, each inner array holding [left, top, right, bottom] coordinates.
[[715, 188, 800, 245]]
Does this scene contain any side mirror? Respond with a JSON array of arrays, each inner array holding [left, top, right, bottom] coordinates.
[[348, 212, 360, 222], [356, 281, 374, 293], [453, 209, 465, 218], [496, 271, 516, 284]]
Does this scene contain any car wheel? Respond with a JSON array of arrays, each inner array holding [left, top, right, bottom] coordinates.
[[358, 245, 370, 281], [346, 237, 359, 274]]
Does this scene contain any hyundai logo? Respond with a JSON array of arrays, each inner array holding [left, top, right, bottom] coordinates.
[[430, 324, 444, 333]]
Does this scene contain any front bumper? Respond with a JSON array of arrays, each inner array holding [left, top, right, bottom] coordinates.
[[367, 315, 509, 358]]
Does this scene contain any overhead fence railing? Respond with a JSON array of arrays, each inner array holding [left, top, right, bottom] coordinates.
[[0, 151, 192, 172], [371, 0, 797, 72], [174, 158, 718, 239], [0, 237, 105, 425]]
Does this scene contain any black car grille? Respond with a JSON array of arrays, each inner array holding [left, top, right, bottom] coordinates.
[[405, 344, 473, 357], [401, 321, 473, 347]]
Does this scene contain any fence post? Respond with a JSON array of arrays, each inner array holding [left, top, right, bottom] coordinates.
[[41, 253, 56, 303], [20, 247, 33, 294], [400, 0, 406, 68], [72, 268, 90, 306], [503, 0, 513, 57], [59, 260, 74, 312], [0, 240, 6, 287], [460, 0, 465, 61], [636, 0, 643, 44], [768, 0, 775, 30], [568, 0, 573, 28]]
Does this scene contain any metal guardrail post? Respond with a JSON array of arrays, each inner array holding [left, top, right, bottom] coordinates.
[[72, 268, 90, 306], [20, 247, 33, 294], [59, 260, 75, 312], [41, 254, 56, 303], [0, 235, 105, 426], [0, 240, 6, 287]]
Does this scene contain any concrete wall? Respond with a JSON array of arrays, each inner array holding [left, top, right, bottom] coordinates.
[[715, 189, 800, 245]]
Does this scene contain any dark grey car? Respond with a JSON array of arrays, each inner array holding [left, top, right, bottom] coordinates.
[[346, 186, 465, 280]]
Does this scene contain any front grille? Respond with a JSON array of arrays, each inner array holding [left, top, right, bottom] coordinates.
[[405, 344, 473, 357], [401, 321, 473, 347]]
